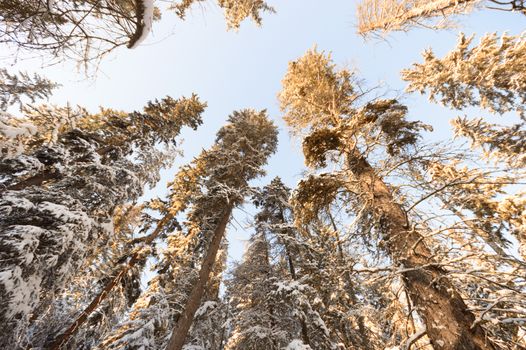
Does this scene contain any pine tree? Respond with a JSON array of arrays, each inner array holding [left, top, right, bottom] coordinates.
[[278, 48, 496, 349], [0, 95, 205, 347]]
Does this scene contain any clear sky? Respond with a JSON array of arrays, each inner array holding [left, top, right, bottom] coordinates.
[[5, 0, 524, 264]]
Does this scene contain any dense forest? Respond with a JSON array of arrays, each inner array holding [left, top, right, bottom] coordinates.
[[0, 1, 525, 349]]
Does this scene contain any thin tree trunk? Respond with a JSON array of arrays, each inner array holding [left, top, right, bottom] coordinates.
[[346, 151, 495, 350], [277, 210, 311, 346], [447, 203, 509, 257], [327, 211, 369, 350], [46, 213, 173, 350], [166, 207, 232, 350]]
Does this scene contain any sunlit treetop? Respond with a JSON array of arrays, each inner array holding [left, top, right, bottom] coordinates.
[[172, 0, 274, 29], [280, 48, 430, 168], [402, 32, 526, 116], [356, 0, 525, 36], [278, 48, 357, 133]]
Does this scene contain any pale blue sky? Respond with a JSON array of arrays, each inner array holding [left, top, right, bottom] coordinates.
[[5, 1, 524, 263]]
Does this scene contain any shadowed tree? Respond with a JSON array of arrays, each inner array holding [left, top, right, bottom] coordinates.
[[0, 94, 204, 348]]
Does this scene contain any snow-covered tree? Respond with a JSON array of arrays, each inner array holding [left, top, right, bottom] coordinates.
[[95, 153, 210, 350], [356, 0, 525, 36], [225, 178, 378, 350], [99, 109, 278, 350], [166, 109, 278, 350], [0, 0, 274, 65], [278, 48, 496, 349], [0, 94, 205, 348], [226, 231, 303, 350], [27, 203, 148, 349], [402, 33, 526, 116], [0, 68, 58, 111], [182, 241, 229, 350], [402, 32, 526, 168]]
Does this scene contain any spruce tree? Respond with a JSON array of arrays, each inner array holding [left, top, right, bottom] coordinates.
[[0, 95, 204, 347], [100, 109, 277, 350], [166, 109, 278, 350]]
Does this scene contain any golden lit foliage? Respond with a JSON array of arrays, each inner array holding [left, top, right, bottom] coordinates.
[[356, 0, 481, 35], [402, 33, 526, 115], [170, 0, 274, 29], [291, 174, 344, 226], [451, 117, 526, 166], [166, 156, 207, 215], [278, 48, 356, 133]]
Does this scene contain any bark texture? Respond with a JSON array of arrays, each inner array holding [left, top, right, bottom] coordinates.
[[347, 151, 494, 350], [166, 208, 232, 350]]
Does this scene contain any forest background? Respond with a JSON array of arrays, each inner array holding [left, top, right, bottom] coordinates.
[[1, 0, 526, 349], [5, 0, 524, 263]]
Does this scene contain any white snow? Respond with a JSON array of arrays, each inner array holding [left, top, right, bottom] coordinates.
[[39, 201, 94, 229], [129, 0, 155, 49], [195, 301, 217, 317], [274, 280, 307, 294], [285, 339, 312, 350]]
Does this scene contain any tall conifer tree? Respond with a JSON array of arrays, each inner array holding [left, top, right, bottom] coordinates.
[[0, 94, 204, 347], [278, 48, 496, 349]]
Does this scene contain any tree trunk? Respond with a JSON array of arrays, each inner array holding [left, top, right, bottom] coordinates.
[[277, 210, 312, 347], [166, 208, 232, 350], [346, 151, 494, 350], [46, 213, 173, 350]]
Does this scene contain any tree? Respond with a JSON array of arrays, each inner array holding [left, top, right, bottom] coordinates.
[[402, 33, 526, 116], [226, 231, 305, 350], [0, 94, 204, 347], [182, 241, 229, 350], [27, 203, 148, 349], [100, 109, 277, 350], [402, 32, 526, 167], [0, 69, 58, 111], [278, 48, 496, 349], [166, 109, 278, 350], [0, 0, 273, 65], [172, 0, 275, 29], [225, 178, 380, 350], [356, 0, 525, 36], [0, 0, 158, 64], [404, 155, 526, 347]]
